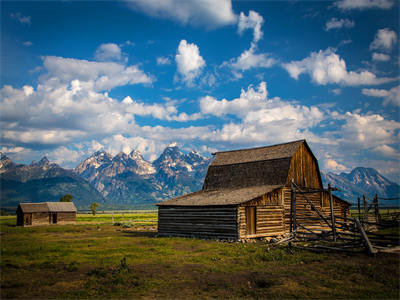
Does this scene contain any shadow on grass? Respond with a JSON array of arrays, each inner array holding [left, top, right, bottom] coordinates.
[[120, 230, 157, 238]]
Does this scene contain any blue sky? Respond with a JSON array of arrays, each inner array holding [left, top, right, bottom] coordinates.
[[1, 0, 399, 181]]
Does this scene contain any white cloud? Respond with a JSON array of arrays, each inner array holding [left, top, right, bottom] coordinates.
[[175, 40, 205, 84], [373, 144, 399, 158], [335, 111, 400, 148], [124, 0, 236, 28], [282, 48, 396, 86], [331, 88, 342, 95], [362, 86, 400, 106], [10, 12, 31, 25], [372, 52, 390, 61], [370, 28, 398, 52], [157, 56, 171, 65], [23, 41, 33, 47], [42, 56, 153, 91], [230, 44, 276, 71], [334, 0, 394, 10], [325, 18, 354, 31], [94, 43, 122, 61], [323, 153, 347, 172], [238, 10, 264, 43], [48, 146, 83, 165], [200, 82, 325, 145]]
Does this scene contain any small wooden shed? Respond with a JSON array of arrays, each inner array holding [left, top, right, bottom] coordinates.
[[16, 202, 77, 226], [157, 140, 350, 239]]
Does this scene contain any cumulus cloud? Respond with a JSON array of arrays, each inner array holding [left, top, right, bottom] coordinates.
[[23, 41, 33, 47], [175, 40, 205, 84], [325, 18, 354, 31], [372, 52, 390, 61], [373, 144, 399, 158], [229, 44, 276, 71], [370, 28, 398, 51], [238, 10, 264, 43], [124, 0, 236, 28], [334, 0, 394, 10], [42, 56, 153, 91], [323, 153, 347, 172], [200, 82, 324, 145], [10, 12, 31, 25], [157, 56, 171, 65], [282, 48, 396, 86], [335, 111, 400, 148], [362, 86, 400, 106], [94, 43, 122, 61]]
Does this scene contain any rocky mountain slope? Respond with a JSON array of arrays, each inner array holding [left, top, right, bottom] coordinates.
[[0, 153, 105, 210], [321, 168, 400, 204], [74, 143, 212, 207]]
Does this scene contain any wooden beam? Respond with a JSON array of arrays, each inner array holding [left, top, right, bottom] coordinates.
[[328, 184, 336, 242], [354, 218, 377, 256]]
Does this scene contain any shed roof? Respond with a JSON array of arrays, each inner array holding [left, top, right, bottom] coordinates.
[[18, 202, 77, 213], [157, 185, 282, 206]]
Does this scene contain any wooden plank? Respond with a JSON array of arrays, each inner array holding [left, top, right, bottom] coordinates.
[[354, 218, 377, 255]]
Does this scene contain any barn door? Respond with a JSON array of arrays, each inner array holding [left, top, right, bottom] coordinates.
[[246, 207, 256, 235], [24, 214, 31, 226], [52, 213, 57, 224]]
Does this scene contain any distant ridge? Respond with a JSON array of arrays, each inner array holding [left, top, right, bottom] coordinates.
[[2, 147, 399, 210]]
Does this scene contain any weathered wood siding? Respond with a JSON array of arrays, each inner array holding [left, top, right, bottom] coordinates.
[[286, 143, 322, 189], [31, 212, 50, 226], [19, 212, 76, 226], [158, 206, 238, 239], [238, 205, 285, 239], [283, 187, 350, 232], [56, 212, 77, 224]]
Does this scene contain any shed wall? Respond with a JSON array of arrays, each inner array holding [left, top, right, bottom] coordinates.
[[56, 212, 77, 224], [158, 206, 238, 239]]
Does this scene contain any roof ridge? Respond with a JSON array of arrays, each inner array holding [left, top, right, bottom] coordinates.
[[212, 139, 305, 155]]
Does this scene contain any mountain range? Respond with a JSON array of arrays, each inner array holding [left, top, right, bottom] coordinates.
[[1, 144, 399, 210]]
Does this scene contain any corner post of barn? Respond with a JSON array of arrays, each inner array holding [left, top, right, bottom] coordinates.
[[290, 180, 296, 234], [328, 184, 336, 242], [357, 197, 361, 220]]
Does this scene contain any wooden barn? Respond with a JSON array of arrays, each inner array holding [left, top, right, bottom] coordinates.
[[157, 140, 350, 240], [16, 202, 77, 226]]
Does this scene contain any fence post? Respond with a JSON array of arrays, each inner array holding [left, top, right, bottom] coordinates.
[[290, 182, 295, 233], [373, 194, 380, 223], [328, 184, 336, 242], [112, 211, 114, 224], [363, 195, 367, 224], [357, 197, 361, 219]]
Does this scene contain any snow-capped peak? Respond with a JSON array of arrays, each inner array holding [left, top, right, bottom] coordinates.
[[168, 142, 178, 148]]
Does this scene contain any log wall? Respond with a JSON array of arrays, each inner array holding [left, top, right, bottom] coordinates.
[[56, 212, 77, 224], [238, 205, 285, 239], [31, 212, 51, 226], [19, 212, 76, 226], [158, 206, 238, 239], [283, 187, 350, 232]]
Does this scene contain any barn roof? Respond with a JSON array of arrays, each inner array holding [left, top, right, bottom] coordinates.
[[18, 202, 77, 213], [211, 139, 305, 166], [202, 140, 309, 191], [157, 185, 282, 206]]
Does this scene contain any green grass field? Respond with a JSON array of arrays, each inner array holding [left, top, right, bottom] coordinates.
[[1, 213, 399, 299]]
